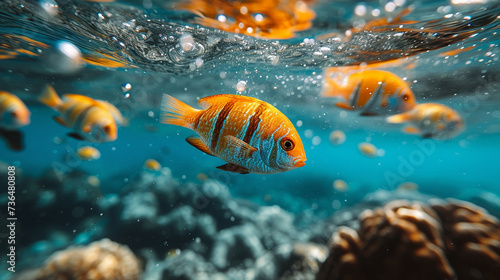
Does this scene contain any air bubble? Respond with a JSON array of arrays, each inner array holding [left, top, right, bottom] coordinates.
[[236, 81, 247, 92], [40, 0, 59, 17], [254, 13, 264, 22], [385, 2, 396, 12], [354, 4, 367, 16], [122, 19, 137, 29], [312, 136, 321, 146], [180, 34, 195, 52], [195, 57, 204, 68], [43, 41, 83, 74], [217, 15, 227, 22]]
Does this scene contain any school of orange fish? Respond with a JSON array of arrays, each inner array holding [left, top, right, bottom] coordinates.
[[0, 0, 466, 175]]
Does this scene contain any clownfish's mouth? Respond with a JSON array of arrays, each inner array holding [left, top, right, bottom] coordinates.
[[293, 158, 306, 168]]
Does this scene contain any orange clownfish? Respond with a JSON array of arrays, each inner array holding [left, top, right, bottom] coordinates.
[[0, 91, 30, 130], [321, 69, 417, 115], [161, 94, 306, 174], [39, 85, 124, 143], [0, 91, 31, 151], [386, 103, 464, 140]]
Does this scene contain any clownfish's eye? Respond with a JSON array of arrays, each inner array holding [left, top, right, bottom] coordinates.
[[10, 112, 17, 118], [280, 138, 295, 151], [402, 94, 410, 101], [103, 125, 111, 133]]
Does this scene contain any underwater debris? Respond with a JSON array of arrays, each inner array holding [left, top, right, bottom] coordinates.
[[160, 94, 306, 174], [357, 142, 381, 158], [328, 130, 346, 146], [38, 85, 124, 143], [31, 239, 142, 280], [174, 0, 316, 39], [333, 179, 349, 192], [0, 91, 30, 130], [317, 199, 500, 280], [278, 242, 328, 279], [396, 181, 419, 192], [321, 69, 416, 116], [387, 103, 465, 140], [76, 146, 101, 161]]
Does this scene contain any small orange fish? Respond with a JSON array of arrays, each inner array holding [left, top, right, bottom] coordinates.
[[321, 69, 417, 115], [333, 179, 348, 192], [144, 159, 162, 171], [358, 142, 379, 158], [77, 146, 101, 161], [0, 91, 30, 151], [161, 94, 306, 174], [0, 91, 30, 130], [386, 103, 464, 140], [39, 85, 124, 143]]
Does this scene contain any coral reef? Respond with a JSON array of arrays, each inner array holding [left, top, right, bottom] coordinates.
[[14, 239, 141, 280], [430, 199, 500, 280], [317, 199, 500, 280], [99, 168, 327, 279], [8, 163, 500, 280]]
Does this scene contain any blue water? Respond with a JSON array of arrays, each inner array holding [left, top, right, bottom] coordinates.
[[1, 0, 500, 279]]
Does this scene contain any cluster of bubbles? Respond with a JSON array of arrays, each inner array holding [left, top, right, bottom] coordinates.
[[169, 33, 206, 70]]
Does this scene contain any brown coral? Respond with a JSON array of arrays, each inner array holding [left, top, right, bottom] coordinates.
[[430, 199, 500, 280], [317, 199, 500, 280], [35, 239, 142, 280]]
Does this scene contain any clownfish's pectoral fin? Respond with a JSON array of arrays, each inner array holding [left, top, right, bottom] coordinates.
[[54, 116, 67, 127], [402, 126, 421, 135], [223, 135, 258, 158], [0, 128, 24, 151], [67, 132, 86, 141], [216, 163, 250, 174], [186, 135, 215, 156], [335, 102, 355, 110]]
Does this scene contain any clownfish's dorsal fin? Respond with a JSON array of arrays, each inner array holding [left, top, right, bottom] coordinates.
[[197, 94, 259, 109]]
